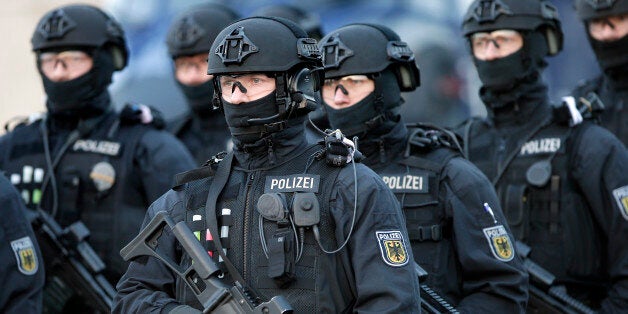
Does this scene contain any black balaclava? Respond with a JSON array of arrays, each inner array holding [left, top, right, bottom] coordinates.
[[40, 48, 114, 119], [475, 31, 549, 111], [222, 92, 280, 145], [176, 79, 215, 116], [589, 33, 628, 89], [325, 68, 403, 138]]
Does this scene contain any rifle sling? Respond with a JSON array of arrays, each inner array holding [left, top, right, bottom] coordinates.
[[202, 152, 248, 285]]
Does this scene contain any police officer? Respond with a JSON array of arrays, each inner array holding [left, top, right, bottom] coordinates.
[[571, 0, 628, 146], [319, 23, 528, 312], [457, 0, 628, 311], [0, 4, 196, 311], [114, 17, 420, 313], [0, 173, 44, 314], [165, 3, 240, 164]]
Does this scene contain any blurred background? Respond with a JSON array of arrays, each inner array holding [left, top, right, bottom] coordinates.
[[1, 0, 598, 134]]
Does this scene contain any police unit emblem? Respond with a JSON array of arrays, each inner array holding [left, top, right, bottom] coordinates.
[[612, 185, 628, 221], [11, 236, 39, 275], [483, 225, 514, 262], [376, 230, 409, 267]]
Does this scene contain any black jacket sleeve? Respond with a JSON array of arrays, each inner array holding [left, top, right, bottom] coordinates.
[[0, 175, 45, 314], [571, 124, 628, 312], [135, 129, 197, 203], [113, 190, 186, 314], [443, 158, 528, 313], [332, 163, 421, 313]]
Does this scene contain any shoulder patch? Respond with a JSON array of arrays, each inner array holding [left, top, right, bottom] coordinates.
[[483, 225, 514, 262], [375, 230, 409, 267], [11, 236, 39, 275], [612, 185, 628, 221]]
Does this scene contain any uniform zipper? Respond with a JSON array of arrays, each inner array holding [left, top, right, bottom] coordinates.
[[243, 172, 255, 281]]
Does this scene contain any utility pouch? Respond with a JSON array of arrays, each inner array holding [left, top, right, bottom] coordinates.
[[267, 226, 296, 288]]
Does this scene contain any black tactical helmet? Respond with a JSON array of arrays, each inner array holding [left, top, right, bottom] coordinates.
[[251, 4, 323, 40], [319, 23, 420, 92], [208, 16, 322, 114], [166, 3, 240, 58], [31, 4, 128, 70], [575, 0, 628, 20], [462, 0, 564, 55]]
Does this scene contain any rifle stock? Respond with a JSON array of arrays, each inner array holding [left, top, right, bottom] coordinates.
[[515, 241, 595, 314], [120, 211, 292, 314], [29, 208, 115, 313]]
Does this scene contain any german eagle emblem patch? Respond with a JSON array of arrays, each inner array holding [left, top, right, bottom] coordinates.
[[483, 225, 514, 262], [376, 230, 409, 267], [613, 185, 628, 221], [11, 236, 39, 275]]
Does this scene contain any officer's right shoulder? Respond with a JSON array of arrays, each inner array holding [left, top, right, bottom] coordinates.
[[3, 113, 45, 133], [172, 151, 226, 189]]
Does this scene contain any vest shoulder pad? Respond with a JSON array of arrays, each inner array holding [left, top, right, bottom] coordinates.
[[172, 165, 215, 189], [405, 123, 464, 156], [173, 151, 228, 189], [4, 113, 44, 132]]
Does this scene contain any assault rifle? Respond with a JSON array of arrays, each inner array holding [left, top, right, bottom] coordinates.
[[515, 241, 596, 314], [29, 208, 116, 313], [120, 211, 292, 314], [414, 262, 458, 313]]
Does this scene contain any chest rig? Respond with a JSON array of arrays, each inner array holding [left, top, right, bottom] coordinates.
[[468, 118, 602, 279], [374, 124, 461, 289], [1, 115, 151, 277], [180, 143, 347, 313]]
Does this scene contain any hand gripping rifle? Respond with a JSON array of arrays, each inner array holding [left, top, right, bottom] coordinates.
[[414, 262, 459, 313], [515, 241, 596, 314], [29, 208, 116, 313], [120, 211, 293, 314]]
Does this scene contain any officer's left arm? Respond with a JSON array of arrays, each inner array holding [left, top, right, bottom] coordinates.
[[0, 178, 45, 313], [333, 164, 421, 313], [135, 129, 197, 202], [571, 125, 628, 312], [445, 159, 528, 313]]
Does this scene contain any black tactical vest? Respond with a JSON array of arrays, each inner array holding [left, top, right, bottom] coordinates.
[[371, 143, 460, 297], [1, 114, 152, 279], [177, 144, 350, 313], [467, 120, 604, 282]]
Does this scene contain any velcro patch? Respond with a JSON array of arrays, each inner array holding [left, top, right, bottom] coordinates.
[[264, 174, 320, 193], [380, 174, 428, 194], [11, 236, 39, 275], [483, 225, 514, 262], [612, 185, 628, 221], [376, 230, 409, 267]]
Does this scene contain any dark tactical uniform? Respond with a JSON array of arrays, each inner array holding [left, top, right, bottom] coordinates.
[[459, 0, 628, 311], [1, 5, 196, 312], [0, 112, 195, 280], [114, 136, 419, 313], [165, 4, 240, 164], [0, 173, 44, 314], [319, 23, 528, 312], [114, 17, 420, 313], [571, 0, 628, 146], [461, 104, 628, 311]]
